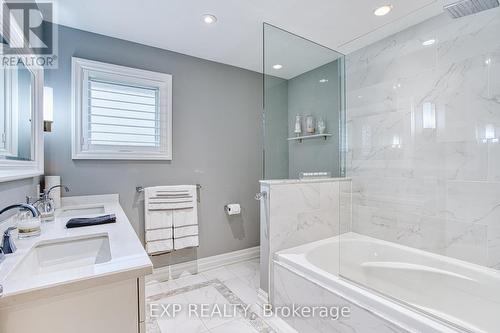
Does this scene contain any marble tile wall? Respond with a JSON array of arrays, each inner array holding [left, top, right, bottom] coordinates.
[[268, 179, 351, 256], [259, 179, 352, 295], [346, 7, 500, 267]]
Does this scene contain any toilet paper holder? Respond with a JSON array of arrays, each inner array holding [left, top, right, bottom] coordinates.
[[224, 204, 241, 215]]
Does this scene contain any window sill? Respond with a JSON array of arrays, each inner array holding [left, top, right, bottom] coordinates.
[[72, 150, 172, 161]]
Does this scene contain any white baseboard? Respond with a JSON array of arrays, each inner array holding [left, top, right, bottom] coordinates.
[[148, 246, 260, 281], [197, 246, 260, 272]]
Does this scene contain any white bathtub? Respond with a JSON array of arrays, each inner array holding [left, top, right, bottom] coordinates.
[[275, 232, 500, 333]]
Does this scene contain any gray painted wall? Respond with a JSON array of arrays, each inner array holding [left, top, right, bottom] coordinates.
[[263, 76, 289, 179], [0, 178, 39, 221], [288, 61, 340, 178], [43, 23, 262, 267]]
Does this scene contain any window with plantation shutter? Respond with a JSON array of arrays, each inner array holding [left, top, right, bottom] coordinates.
[[72, 57, 172, 160]]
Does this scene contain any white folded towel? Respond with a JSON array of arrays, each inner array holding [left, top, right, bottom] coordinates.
[[146, 228, 173, 242], [146, 239, 173, 254], [146, 210, 173, 230], [144, 185, 199, 254], [173, 208, 197, 228], [171, 187, 199, 250], [173, 225, 198, 238], [174, 236, 199, 250]]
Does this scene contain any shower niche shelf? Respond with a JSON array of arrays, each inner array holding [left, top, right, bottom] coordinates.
[[287, 133, 332, 143]]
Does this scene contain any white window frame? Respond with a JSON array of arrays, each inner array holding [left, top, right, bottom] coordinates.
[[71, 57, 172, 160]]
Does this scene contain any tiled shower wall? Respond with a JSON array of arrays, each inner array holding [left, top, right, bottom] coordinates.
[[346, 8, 500, 268], [259, 179, 351, 294]]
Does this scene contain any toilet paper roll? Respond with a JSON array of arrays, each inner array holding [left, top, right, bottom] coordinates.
[[45, 176, 61, 209], [224, 204, 241, 215]]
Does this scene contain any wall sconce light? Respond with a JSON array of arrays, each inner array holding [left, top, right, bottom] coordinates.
[[43, 86, 53, 132], [391, 134, 402, 148], [478, 124, 499, 143], [484, 124, 498, 143], [422, 102, 436, 129]]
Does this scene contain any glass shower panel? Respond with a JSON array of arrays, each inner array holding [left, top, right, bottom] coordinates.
[[341, 6, 500, 333], [263, 23, 345, 180]]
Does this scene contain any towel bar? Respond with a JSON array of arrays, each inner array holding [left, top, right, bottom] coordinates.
[[136, 184, 202, 193]]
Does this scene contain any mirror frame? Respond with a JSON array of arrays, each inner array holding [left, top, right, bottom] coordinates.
[[0, 12, 44, 182]]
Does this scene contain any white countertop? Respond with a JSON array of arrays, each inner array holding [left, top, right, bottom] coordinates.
[[0, 194, 152, 307]]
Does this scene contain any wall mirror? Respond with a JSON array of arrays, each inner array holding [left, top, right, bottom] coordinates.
[[0, 33, 44, 182]]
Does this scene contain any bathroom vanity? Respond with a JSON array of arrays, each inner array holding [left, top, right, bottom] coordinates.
[[0, 19, 153, 332], [0, 194, 152, 333]]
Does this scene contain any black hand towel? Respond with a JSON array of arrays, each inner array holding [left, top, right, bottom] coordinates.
[[66, 214, 116, 228]]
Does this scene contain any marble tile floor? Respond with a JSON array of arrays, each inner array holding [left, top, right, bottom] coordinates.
[[145, 259, 290, 333]]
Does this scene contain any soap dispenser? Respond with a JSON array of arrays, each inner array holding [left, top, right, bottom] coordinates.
[[15, 209, 41, 239], [0, 204, 41, 239]]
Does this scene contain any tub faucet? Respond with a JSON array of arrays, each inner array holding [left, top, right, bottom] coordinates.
[[0, 203, 39, 255]]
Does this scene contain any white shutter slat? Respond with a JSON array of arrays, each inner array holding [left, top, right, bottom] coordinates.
[[87, 78, 160, 148]]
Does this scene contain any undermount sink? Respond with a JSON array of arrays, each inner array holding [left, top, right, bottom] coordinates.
[[7, 234, 111, 280], [57, 204, 106, 217]]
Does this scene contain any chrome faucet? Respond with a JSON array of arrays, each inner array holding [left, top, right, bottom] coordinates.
[[0, 203, 38, 298], [1, 227, 17, 254], [0, 203, 39, 256], [0, 203, 38, 218], [34, 185, 70, 220], [46, 184, 70, 198]]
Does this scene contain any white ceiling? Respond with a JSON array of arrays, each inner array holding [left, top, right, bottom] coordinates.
[[48, 0, 446, 74]]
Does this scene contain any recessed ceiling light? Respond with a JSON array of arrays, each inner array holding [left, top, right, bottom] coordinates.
[[273, 64, 283, 70], [422, 39, 436, 46], [202, 14, 217, 24], [374, 4, 393, 16], [319, 79, 329, 83]]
